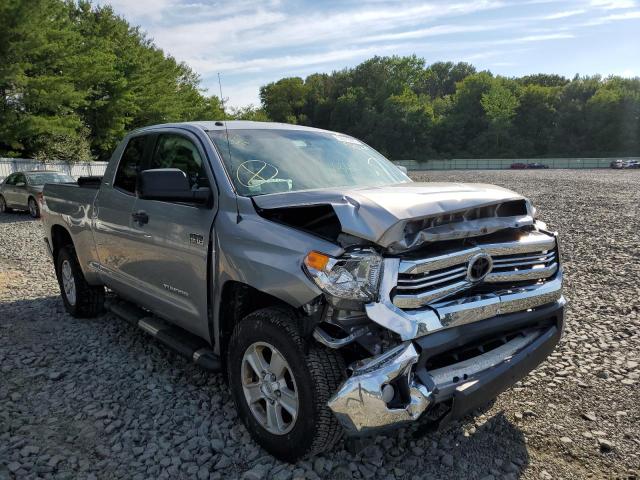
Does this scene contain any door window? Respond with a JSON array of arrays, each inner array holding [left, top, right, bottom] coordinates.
[[114, 136, 146, 194], [150, 135, 210, 189], [5, 174, 17, 185], [15, 173, 26, 186]]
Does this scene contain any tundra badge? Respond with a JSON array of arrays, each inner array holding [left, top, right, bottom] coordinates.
[[190, 233, 204, 246]]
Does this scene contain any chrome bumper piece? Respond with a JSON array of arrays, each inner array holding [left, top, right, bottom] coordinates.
[[327, 342, 431, 433], [365, 258, 563, 341]]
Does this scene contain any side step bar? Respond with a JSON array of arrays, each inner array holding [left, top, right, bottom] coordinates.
[[106, 298, 222, 372]]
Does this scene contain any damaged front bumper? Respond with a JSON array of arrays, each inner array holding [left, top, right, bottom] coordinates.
[[328, 342, 432, 433], [328, 295, 565, 435]]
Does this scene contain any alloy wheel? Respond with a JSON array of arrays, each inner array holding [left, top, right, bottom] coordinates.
[[241, 341, 299, 435], [61, 260, 76, 306]]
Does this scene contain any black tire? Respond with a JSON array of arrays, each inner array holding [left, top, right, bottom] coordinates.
[[28, 197, 40, 218], [0, 195, 12, 213], [227, 307, 345, 461], [55, 246, 104, 318]]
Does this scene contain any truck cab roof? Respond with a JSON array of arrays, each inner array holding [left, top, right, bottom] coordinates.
[[133, 120, 333, 135]]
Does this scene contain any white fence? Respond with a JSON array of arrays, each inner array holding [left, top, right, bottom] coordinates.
[[0, 158, 109, 181], [394, 157, 640, 170]]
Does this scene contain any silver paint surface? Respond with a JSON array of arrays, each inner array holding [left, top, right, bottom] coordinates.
[[253, 182, 534, 252]]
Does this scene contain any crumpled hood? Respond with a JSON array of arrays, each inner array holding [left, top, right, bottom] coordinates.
[[252, 182, 535, 252]]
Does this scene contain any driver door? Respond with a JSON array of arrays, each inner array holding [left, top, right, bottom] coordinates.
[[127, 131, 215, 339]]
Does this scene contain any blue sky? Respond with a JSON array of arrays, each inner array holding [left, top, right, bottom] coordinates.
[[100, 0, 640, 108]]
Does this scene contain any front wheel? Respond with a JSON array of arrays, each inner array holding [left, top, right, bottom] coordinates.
[[28, 197, 40, 218], [55, 246, 104, 318], [227, 307, 345, 461]]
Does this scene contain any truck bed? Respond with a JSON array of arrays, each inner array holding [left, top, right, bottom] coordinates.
[[43, 181, 100, 218]]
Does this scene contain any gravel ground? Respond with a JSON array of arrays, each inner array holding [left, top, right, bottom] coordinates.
[[1, 169, 638, 480]]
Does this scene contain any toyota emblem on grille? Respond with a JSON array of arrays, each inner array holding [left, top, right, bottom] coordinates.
[[467, 253, 493, 282]]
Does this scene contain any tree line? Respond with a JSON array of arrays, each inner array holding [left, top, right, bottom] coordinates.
[[260, 56, 640, 160], [0, 0, 231, 161], [1, 0, 638, 162]]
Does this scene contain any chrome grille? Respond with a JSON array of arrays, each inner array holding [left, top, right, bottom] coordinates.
[[393, 231, 558, 309]]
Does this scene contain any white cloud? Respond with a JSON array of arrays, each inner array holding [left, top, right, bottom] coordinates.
[[601, 9, 640, 18], [590, 0, 636, 9], [191, 44, 412, 75], [358, 24, 502, 43], [581, 9, 640, 24], [543, 9, 586, 19], [98, 0, 176, 21]]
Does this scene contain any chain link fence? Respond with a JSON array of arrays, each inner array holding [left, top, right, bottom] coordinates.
[[0, 158, 109, 181], [393, 157, 639, 171]]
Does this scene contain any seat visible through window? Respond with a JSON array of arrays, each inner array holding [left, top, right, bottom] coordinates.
[[150, 135, 209, 189]]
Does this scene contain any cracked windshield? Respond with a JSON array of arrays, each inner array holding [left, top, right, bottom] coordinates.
[[209, 129, 408, 196]]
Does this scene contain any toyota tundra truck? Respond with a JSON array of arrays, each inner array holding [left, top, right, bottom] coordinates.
[[41, 121, 564, 461]]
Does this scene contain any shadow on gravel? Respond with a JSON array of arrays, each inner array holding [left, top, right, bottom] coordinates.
[[0, 212, 34, 224], [428, 411, 530, 476], [0, 295, 62, 319]]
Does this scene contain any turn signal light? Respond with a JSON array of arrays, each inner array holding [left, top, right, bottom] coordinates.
[[304, 251, 330, 271]]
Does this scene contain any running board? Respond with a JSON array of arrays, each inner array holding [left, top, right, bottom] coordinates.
[[106, 299, 221, 372]]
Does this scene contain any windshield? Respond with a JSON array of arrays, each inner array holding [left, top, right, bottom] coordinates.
[[208, 129, 409, 196], [26, 172, 74, 185]]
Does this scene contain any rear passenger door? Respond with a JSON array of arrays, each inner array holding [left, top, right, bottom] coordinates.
[[127, 131, 215, 338]]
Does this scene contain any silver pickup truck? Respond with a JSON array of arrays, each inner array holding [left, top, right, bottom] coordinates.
[[42, 121, 564, 461]]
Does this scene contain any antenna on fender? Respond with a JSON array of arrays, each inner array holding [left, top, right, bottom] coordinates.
[[217, 73, 241, 223]]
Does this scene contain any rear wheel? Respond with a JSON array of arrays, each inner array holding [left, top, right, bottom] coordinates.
[[0, 195, 12, 213], [28, 197, 40, 218], [227, 307, 345, 461], [55, 246, 104, 317]]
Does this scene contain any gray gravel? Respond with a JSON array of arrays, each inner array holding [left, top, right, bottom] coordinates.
[[1, 169, 639, 479]]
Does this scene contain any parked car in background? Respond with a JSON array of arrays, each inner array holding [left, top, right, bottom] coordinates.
[[510, 162, 549, 169], [626, 160, 640, 169], [510, 162, 527, 169], [526, 162, 549, 169], [610, 159, 625, 169], [0, 171, 74, 218]]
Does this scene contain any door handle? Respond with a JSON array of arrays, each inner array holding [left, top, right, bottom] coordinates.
[[131, 211, 149, 225]]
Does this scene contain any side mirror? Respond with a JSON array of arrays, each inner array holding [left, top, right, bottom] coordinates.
[[15, 182, 26, 187], [139, 168, 210, 204], [397, 165, 408, 175]]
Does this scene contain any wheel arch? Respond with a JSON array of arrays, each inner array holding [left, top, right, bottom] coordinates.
[[216, 280, 294, 358], [50, 224, 74, 263]]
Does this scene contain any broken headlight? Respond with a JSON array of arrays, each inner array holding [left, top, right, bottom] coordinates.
[[303, 250, 383, 302]]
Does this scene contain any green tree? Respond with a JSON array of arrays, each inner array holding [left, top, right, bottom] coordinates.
[[481, 80, 520, 152], [513, 84, 558, 155], [419, 61, 476, 99], [0, 0, 89, 159], [230, 105, 269, 121], [378, 88, 435, 159], [259, 77, 309, 124], [0, 0, 226, 160]]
